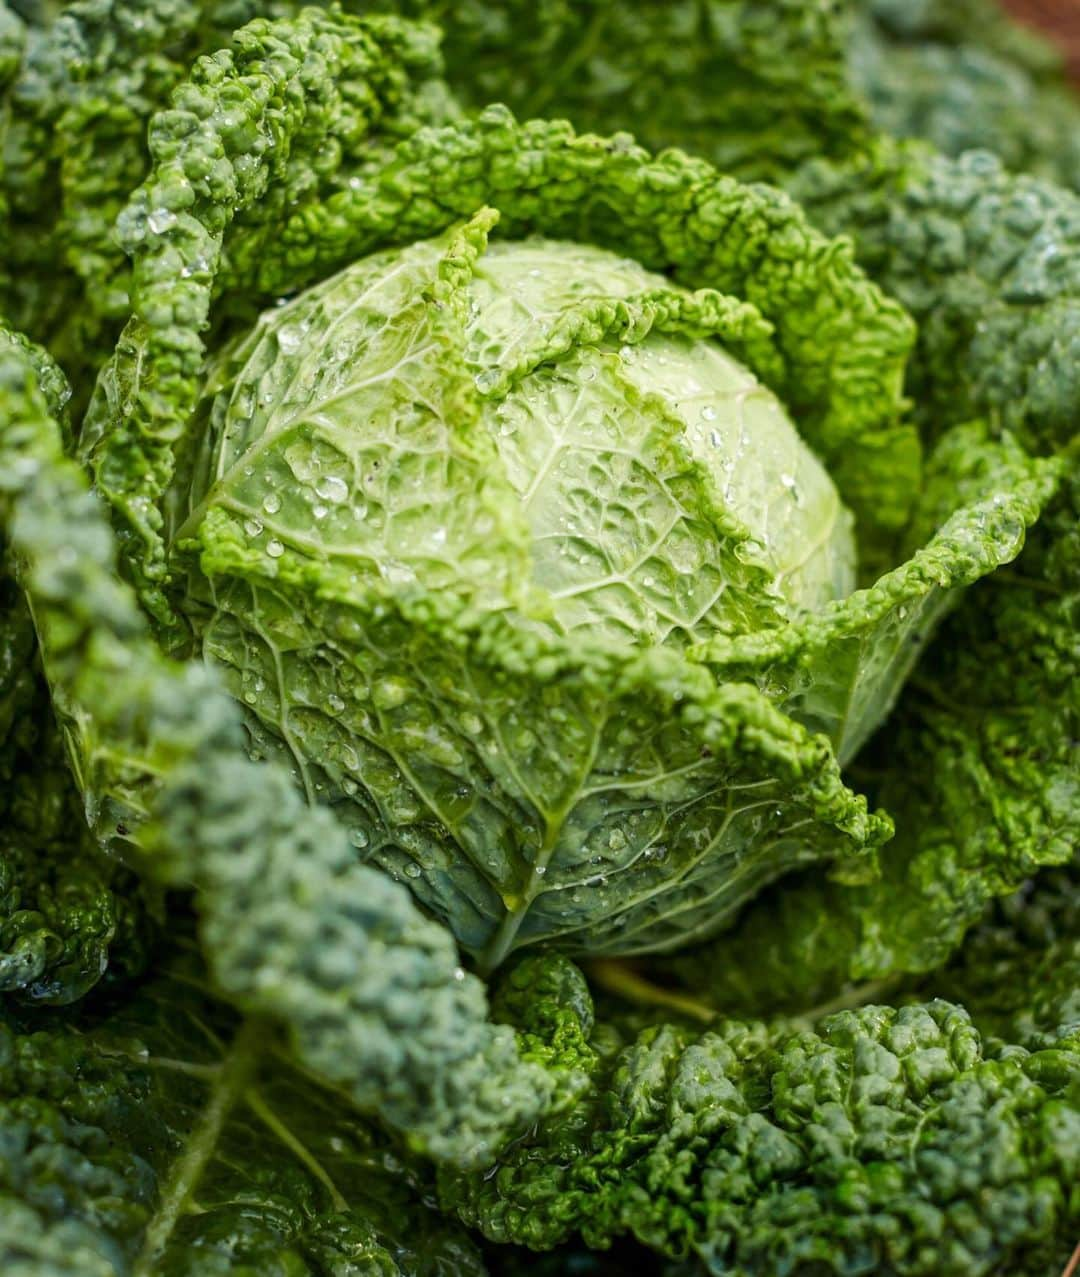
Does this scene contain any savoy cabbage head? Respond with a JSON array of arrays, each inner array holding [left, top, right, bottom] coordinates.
[[69, 100, 1055, 971], [164, 210, 884, 970]]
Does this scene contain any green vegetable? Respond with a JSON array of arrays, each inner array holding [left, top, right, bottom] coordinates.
[[2, 3, 1080, 1274], [0, 0, 455, 402], [355, 1, 1080, 199], [848, 0, 1080, 192], [663, 453, 1079, 1014], [400, 0, 873, 185]]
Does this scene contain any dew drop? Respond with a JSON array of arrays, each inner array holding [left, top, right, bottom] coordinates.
[[403, 862, 422, 879], [266, 538, 284, 558], [276, 324, 304, 354], [262, 492, 282, 514], [147, 208, 176, 234], [327, 693, 346, 715], [284, 441, 321, 484], [373, 677, 410, 710], [244, 517, 264, 537], [348, 826, 370, 849], [316, 475, 349, 504], [700, 404, 718, 422]]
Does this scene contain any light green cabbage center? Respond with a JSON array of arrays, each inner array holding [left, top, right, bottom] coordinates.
[[466, 238, 855, 639]]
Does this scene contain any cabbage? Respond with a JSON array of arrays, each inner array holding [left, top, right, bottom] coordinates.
[[145, 193, 1049, 969]]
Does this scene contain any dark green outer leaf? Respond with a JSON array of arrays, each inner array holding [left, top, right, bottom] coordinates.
[[0, 958, 490, 1276], [849, 0, 1080, 191], [440, 953, 1080, 1277], [790, 141, 1080, 458]]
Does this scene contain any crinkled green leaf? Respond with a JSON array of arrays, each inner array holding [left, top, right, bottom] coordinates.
[[72, 21, 938, 971], [169, 209, 891, 967], [0, 335, 152, 1006], [440, 953, 1080, 1276], [663, 461, 1080, 1013], [790, 140, 1080, 458], [0, 740, 157, 1006], [849, 0, 1080, 191], [930, 867, 1080, 1055], [78, 6, 453, 628], [393, 0, 871, 185], [0, 0, 454, 400], [225, 107, 918, 546], [694, 422, 1059, 763], [0, 957, 490, 1276]]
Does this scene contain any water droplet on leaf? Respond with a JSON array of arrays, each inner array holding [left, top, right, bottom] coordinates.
[[278, 322, 308, 355], [316, 475, 349, 504]]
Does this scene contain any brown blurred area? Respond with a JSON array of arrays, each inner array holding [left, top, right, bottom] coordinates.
[[1004, 0, 1080, 78]]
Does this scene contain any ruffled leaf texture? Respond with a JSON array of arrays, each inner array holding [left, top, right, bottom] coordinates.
[[437, 951, 1080, 1277], [847, 0, 1080, 191], [664, 455, 1078, 1012], [56, 3, 925, 971], [0, 953, 491, 1276], [790, 141, 1080, 458], [4, 0, 1079, 411], [663, 148, 1080, 1007], [0, 0, 455, 401], [384, 0, 1080, 192]]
